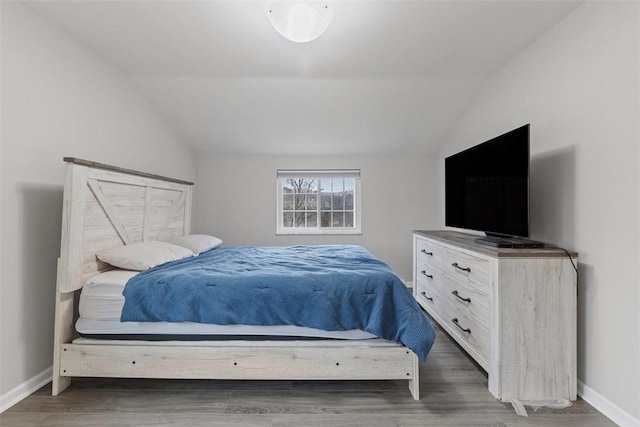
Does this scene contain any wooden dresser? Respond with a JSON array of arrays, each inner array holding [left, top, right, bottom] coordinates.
[[413, 230, 577, 403]]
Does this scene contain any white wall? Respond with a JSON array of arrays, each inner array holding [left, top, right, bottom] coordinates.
[[195, 154, 437, 281], [0, 2, 196, 403], [434, 2, 639, 423]]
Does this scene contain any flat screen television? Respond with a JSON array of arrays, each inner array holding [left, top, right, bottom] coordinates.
[[445, 124, 543, 248]]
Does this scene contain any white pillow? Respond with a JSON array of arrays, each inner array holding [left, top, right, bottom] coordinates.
[[162, 234, 222, 255], [96, 241, 194, 271]]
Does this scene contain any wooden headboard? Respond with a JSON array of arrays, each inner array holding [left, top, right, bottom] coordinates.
[[56, 158, 194, 293]]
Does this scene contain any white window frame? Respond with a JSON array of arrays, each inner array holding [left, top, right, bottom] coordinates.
[[276, 169, 362, 235]]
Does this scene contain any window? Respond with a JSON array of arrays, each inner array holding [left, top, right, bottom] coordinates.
[[277, 169, 361, 235]]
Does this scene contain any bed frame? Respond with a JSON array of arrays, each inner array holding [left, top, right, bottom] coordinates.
[[52, 158, 420, 398]]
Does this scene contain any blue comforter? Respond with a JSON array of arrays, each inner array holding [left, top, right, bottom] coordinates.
[[121, 245, 435, 360]]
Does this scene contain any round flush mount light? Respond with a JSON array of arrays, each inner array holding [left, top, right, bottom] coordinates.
[[268, 2, 333, 43]]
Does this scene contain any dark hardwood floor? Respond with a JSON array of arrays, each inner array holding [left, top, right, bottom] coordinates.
[[1, 322, 616, 427]]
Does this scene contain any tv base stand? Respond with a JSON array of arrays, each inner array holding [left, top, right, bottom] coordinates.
[[475, 235, 545, 248]]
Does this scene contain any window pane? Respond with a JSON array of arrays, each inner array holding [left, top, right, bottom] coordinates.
[[307, 193, 317, 210], [321, 212, 331, 227], [345, 211, 354, 227], [306, 212, 317, 227], [320, 178, 331, 194], [344, 178, 355, 192], [295, 194, 306, 210], [283, 212, 293, 227], [344, 192, 353, 210], [306, 179, 318, 192], [333, 179, 344, 193], [332, 193, 344, 210], [284, 179, 296, 192], [332, 212, 344, 227], [295, 212, 306, 227], [320, 193, 332, 210], [283, 194, 294, 210]]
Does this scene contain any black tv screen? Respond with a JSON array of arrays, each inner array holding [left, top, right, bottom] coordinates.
[[445, 124, 530, 238]]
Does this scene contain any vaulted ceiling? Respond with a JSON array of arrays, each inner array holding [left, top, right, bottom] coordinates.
[[25, 0, 582, 155]]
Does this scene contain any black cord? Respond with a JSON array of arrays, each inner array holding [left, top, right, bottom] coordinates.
[[556, 247, 579, 275], [554, 246, 579, 297]]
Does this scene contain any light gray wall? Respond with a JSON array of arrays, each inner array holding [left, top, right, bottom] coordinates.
[[195, 154, 437, 281], [434, 2, 639, 421], [0, 3, 196, 399]]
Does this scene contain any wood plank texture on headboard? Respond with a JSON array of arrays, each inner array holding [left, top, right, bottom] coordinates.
[[56, 159, 194, 293]]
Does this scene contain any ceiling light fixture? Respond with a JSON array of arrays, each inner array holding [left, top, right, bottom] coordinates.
[[268, 2, 333, 43]]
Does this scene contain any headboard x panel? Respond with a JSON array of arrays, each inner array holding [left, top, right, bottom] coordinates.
[[57, 158, 194, 293]]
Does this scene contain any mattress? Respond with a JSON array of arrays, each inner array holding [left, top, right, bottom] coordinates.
[[79, 270, 137, 320], [77, 269, 377, 340]]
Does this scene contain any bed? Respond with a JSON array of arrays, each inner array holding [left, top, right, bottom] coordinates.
[[52, 158, 434, 399]]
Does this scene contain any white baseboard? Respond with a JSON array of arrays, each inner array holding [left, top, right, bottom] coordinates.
[[0, 367, 52, 413], [578, 380, 640, 427]]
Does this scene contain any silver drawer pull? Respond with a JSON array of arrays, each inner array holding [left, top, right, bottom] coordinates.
[[421, 249, 433, 256], [452, 318, 471, 334], [451, 290, 471, 303], [420, 270, 433, 279], [420, 291, 433, 301], [451, 262, 471, 273]]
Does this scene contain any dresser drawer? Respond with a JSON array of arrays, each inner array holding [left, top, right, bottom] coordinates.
[[438, 246, 491, 293], [441, 314, 490, 367], [439, 296, 490, 365], [438, 272, 490, 327], [416, 238, 439, 267], [416, 258, 444, 291]]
